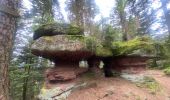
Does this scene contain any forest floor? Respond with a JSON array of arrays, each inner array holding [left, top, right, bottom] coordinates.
[[67, 69, 170, 100]]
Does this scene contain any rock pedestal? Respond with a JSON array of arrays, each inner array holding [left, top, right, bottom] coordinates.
[[110, 55, 153, 73], [45, 62, 88, 82], [31, 35, 93, 83]]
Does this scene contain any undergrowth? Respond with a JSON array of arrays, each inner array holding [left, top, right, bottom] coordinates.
[[136, 76, 161, 94], [163, 67, 170, 75]]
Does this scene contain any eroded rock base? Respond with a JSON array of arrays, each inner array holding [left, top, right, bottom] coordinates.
[[45, 62, 88, 82]]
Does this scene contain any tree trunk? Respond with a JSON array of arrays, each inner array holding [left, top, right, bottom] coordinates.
[[0, 1, 19, 100], [120, 13, 129, 41], [161, 0, 170, 36], [22, 64, 31, 100], [103, 58, 113, 77]]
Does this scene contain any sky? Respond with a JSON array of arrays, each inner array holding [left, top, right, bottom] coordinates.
[[22, 0, 115, 20], [59, 0, 115, 21], [22, 0, 169, 21], [22, 0, 170, 34]]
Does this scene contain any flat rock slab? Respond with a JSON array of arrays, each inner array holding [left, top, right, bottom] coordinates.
[[31, 35, 93, 61]]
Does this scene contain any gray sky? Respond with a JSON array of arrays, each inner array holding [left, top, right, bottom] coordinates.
[[22, 0, 170, 33], [59, 0, 115, 21], [23, 0, 115, 20], [22, 0, 168, 21]]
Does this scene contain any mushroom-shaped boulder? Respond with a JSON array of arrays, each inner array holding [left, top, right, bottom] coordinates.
[[31, 35, 93, 62], [31, 35, 94, 82]]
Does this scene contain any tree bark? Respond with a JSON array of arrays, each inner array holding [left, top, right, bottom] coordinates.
[[120, 13, 130, 41], [0, 0, 19, 100]]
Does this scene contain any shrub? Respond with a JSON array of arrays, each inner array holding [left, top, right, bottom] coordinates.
[[136, 76, 161, 94], [164, 67, 170, 75]]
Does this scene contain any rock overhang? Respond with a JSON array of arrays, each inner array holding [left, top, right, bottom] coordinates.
[[31, 35, 94, 61]]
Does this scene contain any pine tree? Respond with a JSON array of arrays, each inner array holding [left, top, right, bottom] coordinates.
[[66, 0, 99, 35], [0, 0, 19, 99]]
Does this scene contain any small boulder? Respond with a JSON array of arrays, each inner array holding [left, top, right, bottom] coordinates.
[[33, 23, 83, 40]]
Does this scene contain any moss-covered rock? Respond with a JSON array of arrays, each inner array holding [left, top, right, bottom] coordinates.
[[33, 23, 83, 40], [31, 35, 95, 61], [95, 46, 113, 57], [80, 36, 113, 57], [111, 36, 154, 56]]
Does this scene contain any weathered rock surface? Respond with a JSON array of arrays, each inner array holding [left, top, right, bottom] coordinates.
[[31, 35, 93, 61], [110, 55, 153, 73], [38, 82, 97, 100], [33, 23, 83, 40], [38, 84, 75, 100], [46, 66, 88, 82]]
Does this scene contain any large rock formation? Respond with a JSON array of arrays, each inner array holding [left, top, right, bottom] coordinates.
[[32, 35, 93, 61], [31, 23, 154, 99], [31, 35, 94, 82]]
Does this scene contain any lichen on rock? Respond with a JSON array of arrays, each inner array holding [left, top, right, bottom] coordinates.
[[33, 23, 83, 40], [31, 35, 93, 61]]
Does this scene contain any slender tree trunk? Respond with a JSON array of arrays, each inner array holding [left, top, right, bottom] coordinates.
[[0, 0, 19, 99], [22, 64, 31, 100], [120, 13, 129, 41], [161, 0, 170, 36]]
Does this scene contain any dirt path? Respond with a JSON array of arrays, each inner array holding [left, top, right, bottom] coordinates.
[[67, 70, 170, 100], [144, 70, 170, 98]]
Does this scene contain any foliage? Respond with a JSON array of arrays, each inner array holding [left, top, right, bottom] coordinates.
[[66, 0, 99, 34], [84, 36, 97, 52], [153, 39, 170, 69], [82, 36, 113, 57], [128, 0, 154, 35], [136, 76, 161, 94], [10, 41, 47, 100], [115, 0, 129, 40], [66, 34, 113, 57], [31, 0, 63, 24], [103, 25, 122, 43], [164, 67, 170, 75], [127, 16, 138, 38], [111, 36, 154, 55], [116, 0, 127, 14], [95, 45, 113, 57], [10, 64, 44, 100]]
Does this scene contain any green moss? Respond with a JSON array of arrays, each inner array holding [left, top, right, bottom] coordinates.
[[81, 36, 113, 57], [66, 35, 97, 51], [66, 35, 84, 41], [33, 22, 83, 40], [67, 35, 113, 57], [95, 45, 113, 57], [43, 36, 54, 41], [112, 36, 154, 55], [66, 25, 83, 35], [84, 36, 98, 52], [136, 76, 161, 94]]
